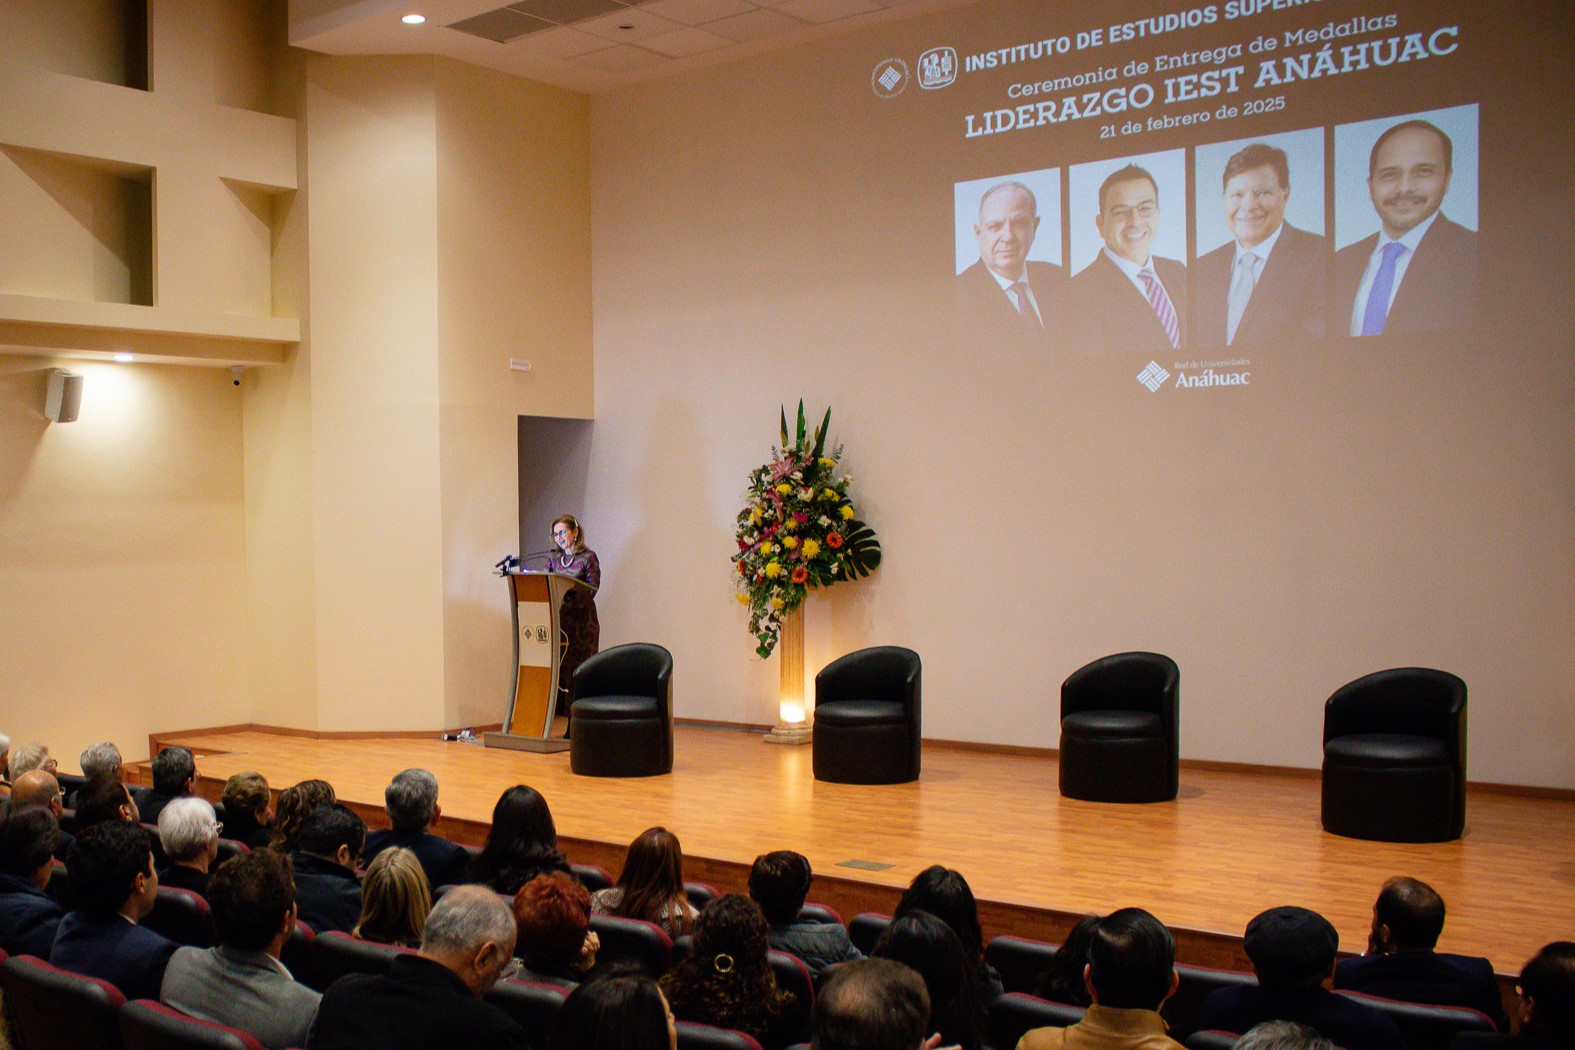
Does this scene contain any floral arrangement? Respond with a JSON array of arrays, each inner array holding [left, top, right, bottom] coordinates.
[[734, 402, 881, 658]]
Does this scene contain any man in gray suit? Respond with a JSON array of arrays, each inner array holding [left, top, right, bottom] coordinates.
[[161, 848, 320, 1049]]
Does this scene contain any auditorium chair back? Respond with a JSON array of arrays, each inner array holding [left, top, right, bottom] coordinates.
[[676, 1020, 766, 1050], [312, 929, 419, 986], [847, 912, 891, 955], [797, 902, 844, 926], [486, 977, 570, 1033], [1184, 1030, 1242, 1050], [987, 991, 1087, 1050], [143, 886, 218, 947], [119, 999, 266, 1050], [685, 881, 720, 911], [214, 838, 250, 865], [0, 953, 127, 1050], [282, 919, 319, 990], [985, 933, 1062, 994], [1165, 963, 1257, 1038], [572, 863, 614, 891], [769, 949, 815, 1011], [1336, 990, 1498, 1050], [589, 913, 674, 975]]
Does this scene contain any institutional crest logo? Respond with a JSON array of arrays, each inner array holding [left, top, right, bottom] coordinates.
[[534, 625, 550, 644], [917, 47, 957, 89], [1136, 361, 1171, 392], [871, 57, 909, 98]]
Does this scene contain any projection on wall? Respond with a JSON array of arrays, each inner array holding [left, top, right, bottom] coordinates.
[[892, 1, 1486, 389]]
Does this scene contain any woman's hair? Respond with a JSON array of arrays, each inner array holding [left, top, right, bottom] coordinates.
[[471, 785, 567, 893], [549, 972, 673, 1050], [611, 827, 691, 934], [1034, 914, 1099, 1006], [268, 779, 335, 854], [514, 871, 592, 971], [873, 910, 986, 1050], [552, 514, 587, 553], [221, 772, 271, 821], [659, 894, 793, 1040], [355, 846, 432, 947], [895, 865, 985, 962]]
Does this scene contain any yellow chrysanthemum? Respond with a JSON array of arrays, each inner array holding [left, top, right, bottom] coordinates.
[[822, 488, 838, 500], [840, 504, 855, 520], [800, 539, 820, 559], [775, 483, 792, 494], [783, 518, 799, 531], [781, 536, 799, 549], [770, 596, 785, 610], [818, 457, 836, 468], [764, 560, 782, 579], [759, 541, 774, 555], [735, 592, 749, 605]]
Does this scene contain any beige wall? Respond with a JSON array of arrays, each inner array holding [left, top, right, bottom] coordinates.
[[585, 2, 1575, 785]]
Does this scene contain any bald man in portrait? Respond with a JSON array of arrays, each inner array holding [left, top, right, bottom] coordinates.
[[955, 181, 1067, 354]]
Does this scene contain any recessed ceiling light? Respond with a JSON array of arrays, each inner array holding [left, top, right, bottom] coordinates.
[[401, 13, 426, 25], [113, 353, 134, 362]]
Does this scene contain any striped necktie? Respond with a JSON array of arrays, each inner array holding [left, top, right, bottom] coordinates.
[[1138, 268, 1180, 349]]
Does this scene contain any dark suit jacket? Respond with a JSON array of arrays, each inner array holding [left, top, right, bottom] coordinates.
[[158, 864, 211, 898], [0, 870, 67, 958], [1069, 251, 1189, 355], [364, 828, 471, 892], [48, 911, 180, 1000], [290, 852, 362, 934], [955, 259, 1069, 354], [1201, 984, 1405, 1050], [306, 954, 528, 1050], [1332, 213, 1477, 336], [1335, 951, 1508, 1031], [1193, 222, 1327, 346]]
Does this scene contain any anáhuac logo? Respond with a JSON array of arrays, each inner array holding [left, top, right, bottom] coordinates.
[[871, 57, 909, 98], [1136, 361, 1170, 392], [534, 625, 550, 644], [918, 47, 957, 89]]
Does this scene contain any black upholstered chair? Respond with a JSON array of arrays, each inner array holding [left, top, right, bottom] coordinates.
[[121, 999, 266, 1050], [570, 643, 675, 777], [1058, 651, 1180, 803], [1184, 1031, 1242, 1050], [1166, 963, 1257, 1039], [987, 992, 1087, 1050], [312, 930, 417, 986], [589, 913, 673, 975], [1321, 667, 1467, 843], [985, 934, 1061, 995], [283, 919, 320, 990], [144, 886, 218, 948], [0, 953, 126, 1050], [811, 646, 922, 785], [571, 862, 614, 891], [848, 912, 891, 956], [677, 1021, 766, 1050], [487, 977, 570, 1032], [1335, 991, 1497, 1050]]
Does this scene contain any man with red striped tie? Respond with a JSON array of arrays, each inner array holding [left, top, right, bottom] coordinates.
[[1070, 164, 1188, 356]]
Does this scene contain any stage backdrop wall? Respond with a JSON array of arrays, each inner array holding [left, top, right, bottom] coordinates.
[[586, 0, 1574, 786]]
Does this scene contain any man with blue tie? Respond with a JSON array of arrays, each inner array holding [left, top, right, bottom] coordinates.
[[1069, 164, 1188, 355], [1333, 120, 1476, 337], [955, 181, 1067, 354]]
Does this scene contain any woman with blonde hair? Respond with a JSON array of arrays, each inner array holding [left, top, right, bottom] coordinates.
[[355, 846, 431, 947], [268, 778, 335, 854]]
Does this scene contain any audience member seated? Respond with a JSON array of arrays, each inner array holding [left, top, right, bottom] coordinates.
[[873, 910, 987, 1050], [1200, 906, 1404, 1050], [548, 971, 678, 1050], [157, 796, 222, 897], [7, 742, 57, 781], [513, 871, 599, 987], [363, 768, 471, 892], [1016, 908, 1183, 1050], [8, 769, 74, 860], [660, 893, 807, 1050], [50, 820, 180, 999], [896, 864, 1005, 1001], [141, 745, 198, 824], [355, 845, 431, 947], [77, 740, 153, 811], [0, 732, 10, 793], [1452, 942, 1575, 1050], [0, 801, 67, 957], [160, 848, 322, 1049], [290, 803, 365, 934], [269, 778, 336, 854], [1334, 876, 1508, 1030], [222, 772, 276, 850], [749, 849, 863, 980], [813, 957, 934, 1050], [468, 784, 571, 895], [1034, 915, 1100, 1006], [593, 826, 699, 938], [306, 884, 528, 1050], [1235, 1021, 1339, 1050], [73, 773, 142, 830]]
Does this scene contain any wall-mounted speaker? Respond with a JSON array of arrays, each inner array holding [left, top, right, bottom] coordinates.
[[45, 368, 83, 422]]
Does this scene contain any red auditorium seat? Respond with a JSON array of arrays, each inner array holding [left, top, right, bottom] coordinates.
[[0, 953, 126, 1050], [311, 929, 418, 986], [589, 913, 673, 975], [676, 1020, 766, 1050], [119, 999, 266, 1050], [485, 977, 570, 1032]]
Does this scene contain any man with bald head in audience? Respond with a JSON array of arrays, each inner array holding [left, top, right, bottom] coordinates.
[[9, 769, 75, 860], [813, 956, 938, 1050]]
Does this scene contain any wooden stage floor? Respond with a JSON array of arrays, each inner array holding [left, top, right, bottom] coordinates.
[[157, 723, 1574, 976]]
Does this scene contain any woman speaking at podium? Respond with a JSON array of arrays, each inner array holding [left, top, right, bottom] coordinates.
[[551, 514, 601, 709]]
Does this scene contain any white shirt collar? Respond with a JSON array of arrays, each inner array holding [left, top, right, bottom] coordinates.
[[1102, 247, 1152, 279], [984, 262, 1028, 291], [1375, 210, 1439, 256], [1234, 220, 1284, 266]]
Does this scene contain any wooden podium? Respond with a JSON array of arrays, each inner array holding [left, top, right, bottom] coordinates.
[[484, 568, 593, 754]]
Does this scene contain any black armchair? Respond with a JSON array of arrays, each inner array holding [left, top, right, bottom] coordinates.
[[1058, 652, 1179, 803], [1321, 667, 1466, 842], [569, 643, 675, 777], [812, 646, 922, 785]]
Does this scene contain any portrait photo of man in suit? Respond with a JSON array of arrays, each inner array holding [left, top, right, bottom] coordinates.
[[1333, 117, 1477, 337], [1069, 163, 1188, 355], [955, 179, 1066, 354], [1193, 141, 1326, 347]]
